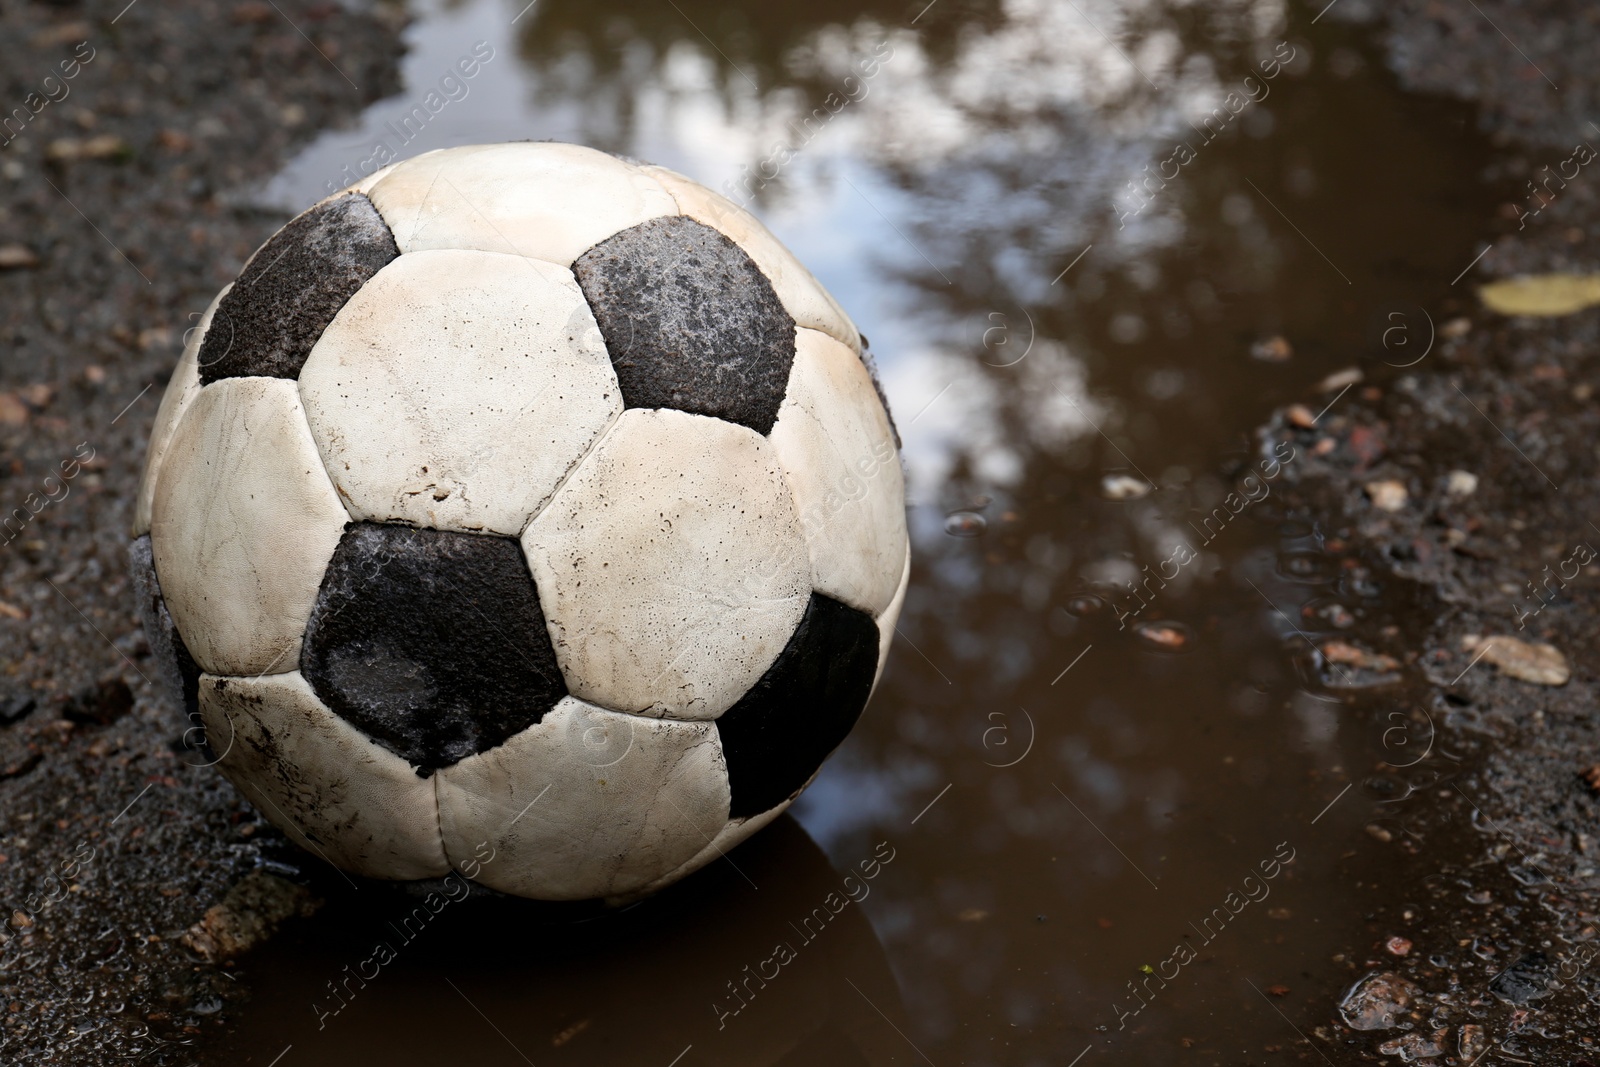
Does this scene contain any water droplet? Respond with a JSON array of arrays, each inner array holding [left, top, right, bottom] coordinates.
[[1133, 620, 1193, 653], [1065, 594, 1104, 616], [944, 511, 987, 537]]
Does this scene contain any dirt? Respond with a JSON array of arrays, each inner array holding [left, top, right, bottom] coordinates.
[[1250, 2, 1600, 1059], [0, 0, 404, 1061]]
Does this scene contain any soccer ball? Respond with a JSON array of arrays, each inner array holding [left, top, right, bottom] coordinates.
[[129, 143, 908, 902]]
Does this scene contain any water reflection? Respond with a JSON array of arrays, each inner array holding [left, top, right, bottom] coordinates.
[[244, 0, 1503, 1061], [211, 819, 906, 1066]]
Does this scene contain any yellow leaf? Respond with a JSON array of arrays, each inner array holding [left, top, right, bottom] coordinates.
[[1479, 273, 1600, 317]]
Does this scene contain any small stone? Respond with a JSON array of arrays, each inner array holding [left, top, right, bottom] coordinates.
[[1100, 474, 1151, 500], [182, 871, 322, 962], [1458, 1025, 1487, 1060], [1323, 640, 1401, 672], [1366, 824, 1393, 843], [1385, 936, 1412, 957], [1461, 634, 1569, 686], [1445, 470, 1478, 497], [1285, 403, 1316, 429], [1364, 480, 1408, 512], [0, 394, 26, 428], [1266, 984, 1291, 997], [1133, 620, 1193, 653], [1581, 764, 1600, 795], [45, 135, 130, 162], [1338, 971, 1422, 1030], [1251, 335, 1293, 362], [0, 244, 39, 270], [1378, 1029, 1448, 1061], [1317, 367, 1363, 392], [18, 384, 54, 409], [1440, 317, 1472, 340], [1488, 952, 1553, 1004]]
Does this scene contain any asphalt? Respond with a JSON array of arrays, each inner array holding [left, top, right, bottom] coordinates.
[[0, 1, 404, 1061]]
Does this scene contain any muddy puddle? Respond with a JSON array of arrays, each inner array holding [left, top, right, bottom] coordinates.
[[208, 0, 1521, 1062]]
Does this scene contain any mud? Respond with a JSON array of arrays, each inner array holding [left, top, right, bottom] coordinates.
[[0, 0, 404, 1061]]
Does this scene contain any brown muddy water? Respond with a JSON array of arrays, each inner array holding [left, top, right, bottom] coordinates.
[[209, 1, 1510, 1063]]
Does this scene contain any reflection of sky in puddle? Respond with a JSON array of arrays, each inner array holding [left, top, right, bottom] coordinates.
[[252, 0, 1502, 1056], [260, 0, 1289, 509]]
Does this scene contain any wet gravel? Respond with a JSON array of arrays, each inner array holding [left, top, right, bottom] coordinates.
[[1257, 2, 1600, 1059], [0, 0, 404, 1061]]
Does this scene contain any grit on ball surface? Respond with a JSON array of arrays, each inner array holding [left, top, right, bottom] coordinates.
[[132, 142, 909, 902]]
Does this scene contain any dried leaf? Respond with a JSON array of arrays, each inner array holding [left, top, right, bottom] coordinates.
[[1480, 273, 1600, 317], [1462, 634, 1569, 686]]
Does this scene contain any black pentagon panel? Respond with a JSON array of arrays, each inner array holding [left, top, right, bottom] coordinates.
[[302, 523, 567, 773], [715, 593, 879, 818], [573, 215, 797, 435], [129, 535, 202, 721], [198, 193, 398, 384]]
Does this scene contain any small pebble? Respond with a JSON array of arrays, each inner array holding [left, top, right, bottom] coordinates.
[[1338, 971, 1421, 1030], [1285, 403, 1316, 429], [1133, 620, 1193, 653], [0, 394, 27, 427], [1364, 479, 1408, 512], [1251, 335, 1293, 362], [1385, 936, 1413, 957], [0, 244, 39, 270], [1323, 640, 1400, 672], [1317, 367, 1363, 392], [1100, 474, 1151, 500], [45, 134, 130, 162], [1445, 470, 1478, 497]]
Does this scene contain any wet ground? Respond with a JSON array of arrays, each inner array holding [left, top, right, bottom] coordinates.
[[1, 0, 1598, 1063]]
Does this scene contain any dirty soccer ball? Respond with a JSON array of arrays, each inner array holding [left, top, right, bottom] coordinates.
[[129, 142, 908, 901]]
